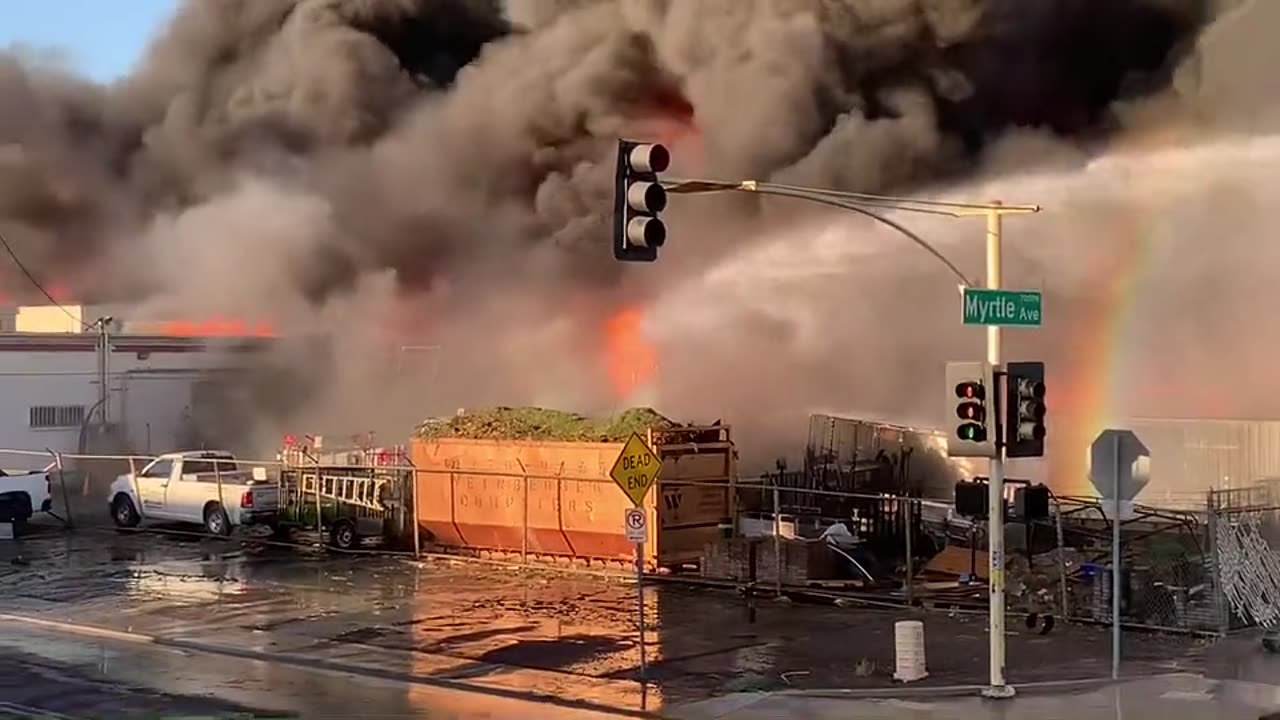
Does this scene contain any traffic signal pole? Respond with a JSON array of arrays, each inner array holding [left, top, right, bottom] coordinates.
[[645, 166, 1039, 699], [983, 204, 1014, 699]]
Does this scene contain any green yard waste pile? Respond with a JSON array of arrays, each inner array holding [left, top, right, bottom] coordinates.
[[415, 407, 676, 442]]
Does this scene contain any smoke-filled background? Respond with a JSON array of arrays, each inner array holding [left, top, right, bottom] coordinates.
[[2, 0, 1280, 482]]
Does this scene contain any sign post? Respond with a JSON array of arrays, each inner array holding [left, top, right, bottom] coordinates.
[[610, 433, 664, 702], [1088, 428, 1150, 680]]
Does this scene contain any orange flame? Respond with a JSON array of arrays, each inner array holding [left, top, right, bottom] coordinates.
[[604, 307, 657, 399], [142, 317, 278, 337]]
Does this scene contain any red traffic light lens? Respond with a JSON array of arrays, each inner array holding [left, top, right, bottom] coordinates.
[[955, 382, 984, 401], [956, 402, 985, 422]]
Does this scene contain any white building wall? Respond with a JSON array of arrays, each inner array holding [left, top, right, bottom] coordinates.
[[0, 337, 264, 470]]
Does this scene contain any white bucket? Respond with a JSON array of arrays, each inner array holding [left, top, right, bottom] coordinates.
[[893, 619, 928, 682]]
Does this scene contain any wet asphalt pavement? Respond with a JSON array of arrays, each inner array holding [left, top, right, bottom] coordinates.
[[0, 519, 1233, 718], [677, 673, 1280, 719]]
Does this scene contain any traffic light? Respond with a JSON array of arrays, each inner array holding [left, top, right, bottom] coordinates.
[[1014, 484, 1051, 520], [945, 361, 996, 458], [1005, 361, 1047, 458], [613, 139, 670, 262], [954, 480, 989, 518]]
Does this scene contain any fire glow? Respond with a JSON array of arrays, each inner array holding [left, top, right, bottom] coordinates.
[[604, 307, 657, 399], [134, 317, 277, 337]]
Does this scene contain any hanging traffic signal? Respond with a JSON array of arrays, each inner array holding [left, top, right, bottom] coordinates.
[[945, 361, 997, 458], [613, 139, 670, 262], [1005, 360, 1047, 458]]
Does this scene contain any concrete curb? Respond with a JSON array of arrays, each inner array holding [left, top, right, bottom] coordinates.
[[0, 612, 657, 719]]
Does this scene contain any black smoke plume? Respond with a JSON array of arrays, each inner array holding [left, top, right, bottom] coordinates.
[[1, 0, 1273, 467]]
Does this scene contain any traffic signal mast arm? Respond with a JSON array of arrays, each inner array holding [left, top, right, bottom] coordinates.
[[661, 176, 1035, 285]]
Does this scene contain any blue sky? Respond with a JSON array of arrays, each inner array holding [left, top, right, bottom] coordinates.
[[2, 0, 181, 82]]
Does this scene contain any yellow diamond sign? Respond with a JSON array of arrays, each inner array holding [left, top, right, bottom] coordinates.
[[610, 432, 663, 507]]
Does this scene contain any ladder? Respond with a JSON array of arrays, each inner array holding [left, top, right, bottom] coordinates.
[[298, 472, 389, 512]]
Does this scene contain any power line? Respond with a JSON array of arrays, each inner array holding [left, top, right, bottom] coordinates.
[[0, 226, 91, 329]]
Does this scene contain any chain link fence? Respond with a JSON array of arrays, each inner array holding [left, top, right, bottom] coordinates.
[[1207, 485, 1280, 632], [0, 445, 417, 552], [1054, 498, 1221, 634], [12, 439, 1280, 641]]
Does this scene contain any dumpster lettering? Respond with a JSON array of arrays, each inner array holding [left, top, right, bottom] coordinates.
[[530, 496, 595, 513], [664, 490, 682, 511], [458, 493, 503, 510]]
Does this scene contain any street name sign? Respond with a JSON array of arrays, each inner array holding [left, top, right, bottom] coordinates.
[[610, 432, 663, 507], [1088, 429, 1150, 501], [962, 288, 1042, 327], [624, 507, 647, 543]]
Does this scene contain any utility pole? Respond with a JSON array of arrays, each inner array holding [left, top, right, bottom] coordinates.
[[982, 205, 1014, 699], [92, 316, 115, 430]]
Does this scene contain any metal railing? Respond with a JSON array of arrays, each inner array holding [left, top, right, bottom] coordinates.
[[0, 446, 1248, 638]]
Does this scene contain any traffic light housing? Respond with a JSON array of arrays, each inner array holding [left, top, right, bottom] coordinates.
[[1014, 484, 1051, 520], [1005, 361, 1047, 458], [945, 361, 997, 458], [613, 139, 670, 262], [954, 480, 989, 518]]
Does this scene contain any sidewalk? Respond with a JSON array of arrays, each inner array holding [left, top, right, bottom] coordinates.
[[668, 674, 1280, 720]]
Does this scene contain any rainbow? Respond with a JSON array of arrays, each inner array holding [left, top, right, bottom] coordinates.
[[1049, 216, 1147, 495], [1046, 124, 1219, 494]]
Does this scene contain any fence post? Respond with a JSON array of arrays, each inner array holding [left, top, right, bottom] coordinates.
[[214, 457, 225, 532], [313, 455, 324, 544], [904, 496, 914, 606], [1054, 496, 1069, 618], [47, 450, 72, 529], [127, 456, 139, 515], [1206, 489, 1227, 635], [772, 477, 782, 596], [406, 450, 420, 559]]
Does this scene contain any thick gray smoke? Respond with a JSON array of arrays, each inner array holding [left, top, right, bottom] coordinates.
[[1, 0, 1277, 472]]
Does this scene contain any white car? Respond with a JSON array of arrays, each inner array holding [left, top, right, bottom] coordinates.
[[0, 469, 53, 534], [109, 451, 279, 536]]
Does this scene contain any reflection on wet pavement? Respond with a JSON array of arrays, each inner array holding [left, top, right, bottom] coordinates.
[[0, 527, 1216, 717], [0, 624, 629, 719], [676, 674, 1280, 719]]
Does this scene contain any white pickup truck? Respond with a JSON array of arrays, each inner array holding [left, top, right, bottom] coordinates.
[[0, 468, 53, 534], [109, 451, 279, 536]]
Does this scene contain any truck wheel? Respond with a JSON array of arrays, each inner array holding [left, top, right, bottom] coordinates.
[[112, 495, 140, 529], [328, 519, 357, 550], [203, 503, 231, 537]]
